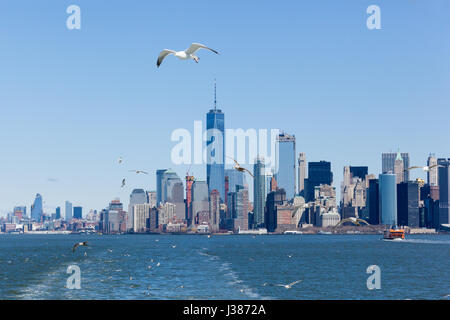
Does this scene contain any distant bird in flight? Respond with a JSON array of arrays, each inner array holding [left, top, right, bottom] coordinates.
[[227, 157, 254, 178], [118, 157, 123, 164], [157, 43, 219, 68], [129, 170, 149, 175], [404, 164, 443, 172], [275, 280, 302, 289], [121, 178, 126, 188], [72, 241, 88, 253]]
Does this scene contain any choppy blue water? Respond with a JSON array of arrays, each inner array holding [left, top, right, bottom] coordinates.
[[0, 234, 449, 300]]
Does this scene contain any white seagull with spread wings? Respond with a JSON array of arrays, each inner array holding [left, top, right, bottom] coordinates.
[[157, 43, 219, 67], [275, 280, 302, 289], [404, 164, 443, 172], [129, 170, 149, 175]]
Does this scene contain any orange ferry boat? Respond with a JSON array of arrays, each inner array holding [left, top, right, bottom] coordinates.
[[383, 228, 405, 240]]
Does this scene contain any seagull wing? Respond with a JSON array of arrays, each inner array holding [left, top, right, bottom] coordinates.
[[243, 168, 254, 178], [428, 164, 442, 169], [185, 43, 219, 55], [406, 166, 422, 171], [157, 49, 176, 67], [289, 280, 302, 287], [72, 243, 79, 252], [140, 171, 149, 175]]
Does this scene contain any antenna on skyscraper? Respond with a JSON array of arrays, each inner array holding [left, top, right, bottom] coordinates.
[[214, 78, 217, 111]]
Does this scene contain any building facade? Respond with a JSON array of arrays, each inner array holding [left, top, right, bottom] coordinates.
[[206, 102, 225, 201], [382, 152, 410, 182], [379, 173, 397, 226], [275, 133, 296, 200], [253, 157, 266, 228], [438, 158, 450, 225], [298, 153, 306, 196], [64, 200, 72, 222]]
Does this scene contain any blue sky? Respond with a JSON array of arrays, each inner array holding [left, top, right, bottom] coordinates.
[[0, 0, 449, 216]]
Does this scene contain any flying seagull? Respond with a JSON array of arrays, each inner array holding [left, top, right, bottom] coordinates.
[[275, 280, 302, 289], [118, 157, 123, 164], [72, 241, 88, 253], [157, 43, 219, 68], [129, 170, 149, 175], [405, 164, 443, 172], [121, 178, 126, 188], [227, 156, 254, 178]]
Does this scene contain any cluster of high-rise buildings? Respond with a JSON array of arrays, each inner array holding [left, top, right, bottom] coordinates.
[[0, 194, 99, 233], [97, 100, 450, 234], [2, 97, 450, 235]]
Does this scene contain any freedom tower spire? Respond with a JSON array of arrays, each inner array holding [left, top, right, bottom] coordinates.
[[206, 79, 225, 202]]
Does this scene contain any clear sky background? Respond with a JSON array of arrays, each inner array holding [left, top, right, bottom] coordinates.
[[0, 0, 449, 216]]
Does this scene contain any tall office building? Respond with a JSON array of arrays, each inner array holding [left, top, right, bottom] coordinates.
[[394, 152, 404, 184], [133, 203, 152, 233], [64, 200, 72, 222], [209, 189, 220, 231], [306, 161, 333, 202], [156, 169, 168, 205], [427, 154, 438, 186], [206, 82, 225, 201], [397, 182, 420, 228], [73, 206, 82, 219], [224, 169, 244, 193], [164, 171, 185, 220], [234, 185, 249, 231], [253, 157, 266, 228], [191, 180, 209, 225], [147, 191, 157, 208], [265, 188, 287, 232], [128, 189, 148, 231], [298, 153, 306, 196], [343, 166, 351, 187], [265, 172, 274, 196], [185, 175, 194, 222], [350, 166, 368, 181], [438, 158, 450, 225], [55, 206, 61, 220], [368, 179, 380, 225], [160, 170, 180, 203], [379, 173, 397, 227], [382, 152, 410, 182], [275, 132, 296, 200], [227, 191, 237, 220], [31, 194, 43, 221]]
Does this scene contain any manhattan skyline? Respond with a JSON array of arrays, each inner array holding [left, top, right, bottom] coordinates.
[[1, 0, 450, 215]]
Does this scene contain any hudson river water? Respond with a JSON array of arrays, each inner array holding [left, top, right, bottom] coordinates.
[[0, 234, 449, 300]]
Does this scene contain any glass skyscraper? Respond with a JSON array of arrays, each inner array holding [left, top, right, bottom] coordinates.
[[73, 206, 82, 219], [438, 158, 450, 225], [253, 157, 266, 228], [156, 169, 168, 205], [31, 193, 43, 221], [306, 161, 333, 202], [275, 132, 296, 200], [65, 200, 73, 222], [206, 99, 225, 202], [379, 173, 397, 227]]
